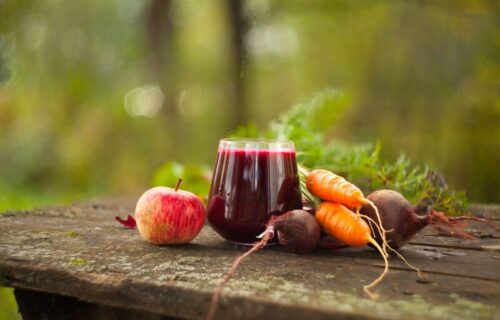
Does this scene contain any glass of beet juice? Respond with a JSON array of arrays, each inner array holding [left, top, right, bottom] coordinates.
[[206, 138, 302, 245]]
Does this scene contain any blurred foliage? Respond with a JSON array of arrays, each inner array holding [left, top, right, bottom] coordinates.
[[0, 287, 20, 320], [152, 161, 212, 199], [0, 0, 498, 206], [233, 90, 468, 214], [0, 184, 75, 213]]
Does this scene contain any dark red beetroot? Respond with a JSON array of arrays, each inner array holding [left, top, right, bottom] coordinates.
[[275, 210, 320, 254], [360, 189, 497, 249]]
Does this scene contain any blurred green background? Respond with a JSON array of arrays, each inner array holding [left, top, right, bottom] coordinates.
[[0, 0, 498, 317]]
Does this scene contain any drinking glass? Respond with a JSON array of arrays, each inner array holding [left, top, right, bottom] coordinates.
[[206, 138, 302, 244]]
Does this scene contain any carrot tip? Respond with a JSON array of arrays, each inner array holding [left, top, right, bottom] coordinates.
[[364, 237, 390, 297], [363, 286, 379, 300], [387, 245, 424, 279]]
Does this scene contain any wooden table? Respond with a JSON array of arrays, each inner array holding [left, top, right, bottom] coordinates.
[[0, 198, 499, 319]]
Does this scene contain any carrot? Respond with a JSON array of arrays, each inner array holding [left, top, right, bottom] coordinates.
[[306, 169, 365, 208], [315, 202, 389, 298], [306, 168, 388, 255]]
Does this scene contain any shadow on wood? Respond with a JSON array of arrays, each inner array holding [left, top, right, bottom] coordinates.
[[15, 288, 180, 320]]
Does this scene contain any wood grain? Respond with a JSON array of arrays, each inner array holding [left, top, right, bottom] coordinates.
[[0, 199, 498, 319]]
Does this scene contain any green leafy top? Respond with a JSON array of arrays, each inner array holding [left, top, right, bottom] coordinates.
[[232, 89, 468, 215]]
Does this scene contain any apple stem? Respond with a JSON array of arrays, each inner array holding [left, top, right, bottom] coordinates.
[[175, 178, 183, 192]]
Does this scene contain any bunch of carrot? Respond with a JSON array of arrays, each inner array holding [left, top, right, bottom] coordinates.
[[303, 167, 395, 298]]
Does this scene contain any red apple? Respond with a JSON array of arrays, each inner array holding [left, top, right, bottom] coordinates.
[[135, 181, 205, 244]]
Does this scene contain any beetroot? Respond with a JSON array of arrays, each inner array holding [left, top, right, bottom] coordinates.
[[274, 210, 320, 254], [360, 189, 496, 249]]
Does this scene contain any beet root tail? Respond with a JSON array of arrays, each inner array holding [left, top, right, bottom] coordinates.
[[205, 220, 276, 320], [427, 210, 499, 239]]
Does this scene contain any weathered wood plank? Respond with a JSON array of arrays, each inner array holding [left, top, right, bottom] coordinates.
[[0, 199, 499, 320], [470, 204, 500, 220]]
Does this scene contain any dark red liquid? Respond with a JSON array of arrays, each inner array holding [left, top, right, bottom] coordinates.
[[207, 148, 302, 244]]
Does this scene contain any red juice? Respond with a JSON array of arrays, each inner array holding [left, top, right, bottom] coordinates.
[[206, 140, 302, 244]]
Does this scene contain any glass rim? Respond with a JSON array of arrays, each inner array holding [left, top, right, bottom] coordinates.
[[218, 138, 295, 151]]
